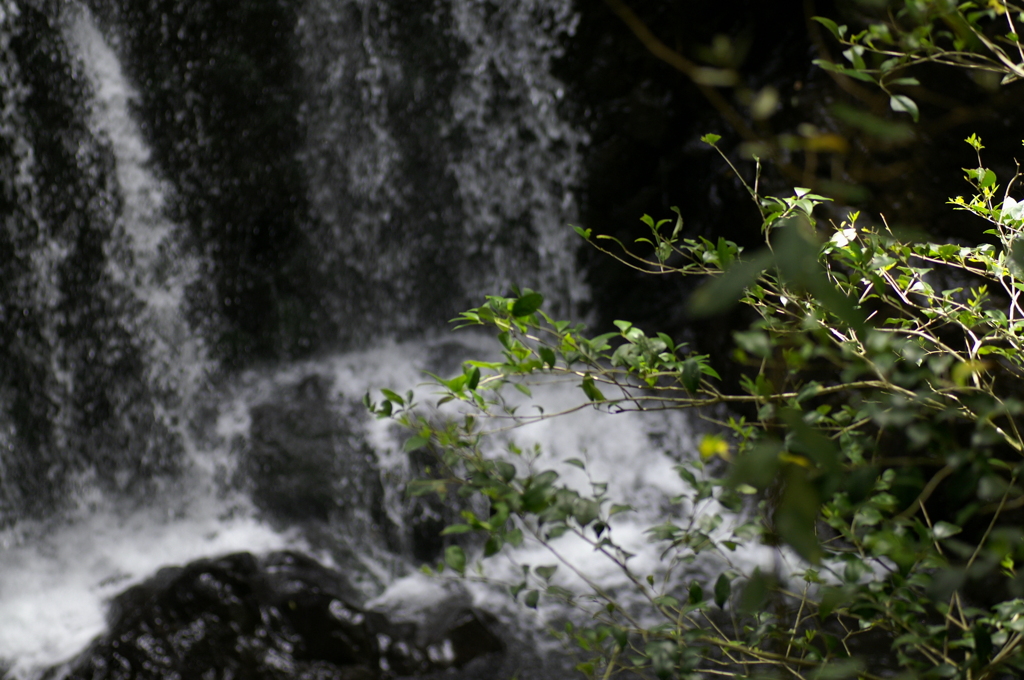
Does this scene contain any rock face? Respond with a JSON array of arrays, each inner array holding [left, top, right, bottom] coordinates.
[[242, 375, 387, 530], [55, 551, 505, 680]]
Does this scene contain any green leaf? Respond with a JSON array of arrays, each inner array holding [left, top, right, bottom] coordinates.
[[573, 498, 601, 527], [403, 435, 429, 452], [380, 388, 405, 406], [932, 521, 962, 539], [572, 225, 592, 239], [775, 467, 823, 563], [1008, 238, 1024, 279], [581, 375, 606, 402], [524, 590, 540, 608], [511, 292, 544, 317], [889, 94, 919, 122], [811, 658, 866, 679], [535, 564, 558, 580], [485, 536, 505, 557], [701, 133, 722, 145], [831, 103, 913, 143], [440, 524, 473, 535], [818, 586, 851, 619], [681, 358, 701, 393], [714, 573, 732, 608], [738, 568, 773, 614], [812, 16, 846, 40], [538, 346, 556, 368], [728, 440, 782, 490], [687, 250, 773, 317], [495, 460, 517, 482], [445, 546, 467, 575], [733, 330, 772, 358], [812, 59, 876, 82]]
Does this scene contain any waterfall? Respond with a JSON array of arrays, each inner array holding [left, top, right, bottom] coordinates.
[[0, 8, 294, 676], [0, 2, 720, 678], [63, 6, 208, 406], [298, 0, 587, 335]]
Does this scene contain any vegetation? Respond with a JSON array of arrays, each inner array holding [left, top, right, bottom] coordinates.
[[370, 3, 1024, 678]]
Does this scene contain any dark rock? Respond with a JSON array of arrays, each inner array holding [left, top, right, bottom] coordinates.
[[54, 551, 507, 680], [240, 374, 394, 547], [367, 573, 504, 673]]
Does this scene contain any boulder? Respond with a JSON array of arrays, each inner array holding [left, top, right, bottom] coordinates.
[[52, 551, 506, 680], [241, 374, 394, 547]]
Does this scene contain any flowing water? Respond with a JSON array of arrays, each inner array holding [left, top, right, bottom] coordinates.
[[0, 2, 742, 677]]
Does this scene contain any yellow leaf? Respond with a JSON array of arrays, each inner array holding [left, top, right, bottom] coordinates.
[[778, 452, 812, 467], [951, 360, 990, 386], [699, 434, 731, 461]]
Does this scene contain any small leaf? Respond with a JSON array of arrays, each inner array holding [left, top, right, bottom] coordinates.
[[440, 524, 473, 535], [524, 590, 540, 609], [483, 535, 501, 556], [380, 388, 404, 406], [1008, 237, 1024, 280], [403, 435, 429, 452], [714, 573, 732, 608], [495, 460, 516, 482], [699, 434, 731, 461], [688, 250, 774, 317], [581, 375, 606, 402], [812, 16, 846, 40], [511, 292, 544, 317], [535, 565, 558, 580], [932, 521, 962, 539], [738, 569, 772, 614], [775, 467, 823, 563], [445, 546, 467, 575], [681, 358, 701, 393], [701, 133, 722, 145], [889, 94, 919, 122]]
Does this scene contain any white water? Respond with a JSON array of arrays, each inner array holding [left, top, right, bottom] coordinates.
[[0, 323, 779, 677], [64, 7, 209, 404], [299, 0, 587, 321], [0, 492, 300, 678]]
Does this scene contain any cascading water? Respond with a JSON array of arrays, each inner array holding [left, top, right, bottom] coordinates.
[[0, 2, 722, 678]]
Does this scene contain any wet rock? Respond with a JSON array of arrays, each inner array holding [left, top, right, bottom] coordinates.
[[241, 374, 394, 545], [54, 551, 507, 680], [368, 573, 504, 672]]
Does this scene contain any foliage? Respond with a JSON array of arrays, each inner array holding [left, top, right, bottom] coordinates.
[[367, 4, 1024, 679], [813, 0, 1024, 124]]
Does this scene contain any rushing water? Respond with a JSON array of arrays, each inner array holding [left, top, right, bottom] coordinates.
[[0, 2, 739, 678]]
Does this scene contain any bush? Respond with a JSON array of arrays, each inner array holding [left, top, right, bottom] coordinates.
[[371, 4, 1024, 678]]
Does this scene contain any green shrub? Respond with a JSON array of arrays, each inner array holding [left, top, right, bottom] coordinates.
[[370, 4, 1024, 678]]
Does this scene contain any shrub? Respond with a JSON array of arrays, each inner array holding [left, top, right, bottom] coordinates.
[[370, 4, 1024, 678]]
